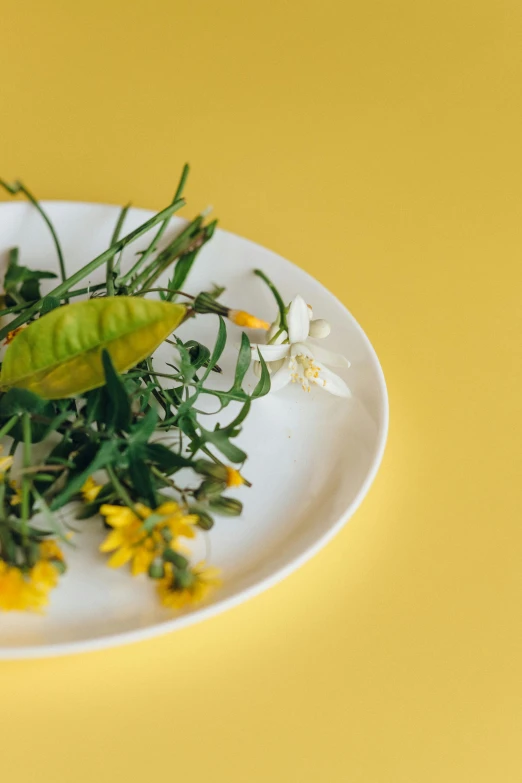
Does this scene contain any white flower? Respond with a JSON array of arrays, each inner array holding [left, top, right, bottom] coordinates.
[[251, 295, 351, 397]]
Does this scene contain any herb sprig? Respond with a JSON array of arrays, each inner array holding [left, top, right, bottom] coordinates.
[[0, 166, 271, 612]]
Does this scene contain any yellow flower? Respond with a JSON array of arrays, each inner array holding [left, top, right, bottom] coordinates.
[[9, 480, 21, 505], [155, 502, 198, 539], [99, 503, 151, 571], [82, 476, 102, 503], [0, 561, 49, 612], [0, 447, 14, 480], [157, 561, 221, 609], [39, 539, 64, 562], [228, 309, 270, 330], [225, 467, 244, 488], [99, 502, 198, 576], [31, 560, 59, 590]]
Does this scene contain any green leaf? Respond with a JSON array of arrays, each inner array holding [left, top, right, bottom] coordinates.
[[0, 296, 186, 399], [84, 388, 106, 425], [191, 419, 248, 463], [101, 350, 132, 432], [252, 349, 271, 398], [200, 317, 227, 381], [127, 446, 157, 507], [0, 387, 56, 442], [185, 340, 211, 371], [142, 442, 193, 473], [128, 407, 158, 445], [50, 440, 117, 511], [166, 250, 198, 301], [3, 247, 57, 304], [232, 332, 252, 388]]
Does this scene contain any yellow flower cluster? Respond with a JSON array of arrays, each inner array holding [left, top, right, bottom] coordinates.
[[97, 496, 221, 608], [0, 540, 64, 612], [99, 501, 197, 575]]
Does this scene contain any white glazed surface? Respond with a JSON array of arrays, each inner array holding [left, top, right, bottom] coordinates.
[[0, 202, 388, 658]]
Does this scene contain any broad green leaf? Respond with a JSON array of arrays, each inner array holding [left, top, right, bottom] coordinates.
[[0, 296, 186, 399]]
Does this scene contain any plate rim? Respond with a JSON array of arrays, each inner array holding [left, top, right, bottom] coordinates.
[[0, 200, 389, 659]]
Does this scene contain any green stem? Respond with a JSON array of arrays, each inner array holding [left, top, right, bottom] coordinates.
[[127, 216, 203, 293], [0, 481, 6, 524], [254, 269, 288, 332], [0, 179, 67, 286], [0, 283, 107, 317], [117, 164, 190, 286], [0, 199, 185, 341], [20, 412, 32, 543], [110, 203, 131, 280], [0, 414, 19, 440], [106, 465, 143, 517]]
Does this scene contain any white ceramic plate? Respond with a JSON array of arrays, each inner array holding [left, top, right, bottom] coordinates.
[[0, 202, 388, 658]]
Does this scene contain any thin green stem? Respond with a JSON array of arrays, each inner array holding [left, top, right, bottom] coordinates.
[[106, 465, 142, 517], [0, 414, 19, 440], [127, 216, 203, 293], [110, 203, 131, 280], [254, 269, 288, 332], [0, 283, 107, 317], [135, 288, 195, 299], [20, 412, 32, 544], [0, 199, 185, 341], [0, 179, 67, 286], [0, 481, 6, 523], [117, 164, 190, 286]]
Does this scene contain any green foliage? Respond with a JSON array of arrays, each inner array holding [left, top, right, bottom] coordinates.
[[0, 164, 272, 589]]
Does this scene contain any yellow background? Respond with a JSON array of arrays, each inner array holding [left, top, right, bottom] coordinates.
[[1, 1, 522, 780]]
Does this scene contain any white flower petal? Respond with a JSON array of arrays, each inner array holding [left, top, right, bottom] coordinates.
[[269, 358, 285, 374], [308, 319, 331, 339], [251, 343, 290, 361], [269, 361, 293, 392], [313, 363, 351, 397], [307, 343, 350, 368], [290, 341, 314, 359], [287, 295, 310, 343]]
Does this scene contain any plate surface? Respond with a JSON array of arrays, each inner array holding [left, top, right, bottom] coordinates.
[[0, 202, 388, 658]]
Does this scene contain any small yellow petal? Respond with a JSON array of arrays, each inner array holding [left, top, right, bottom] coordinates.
[[99, 529, 125, 552], [226, 467, 244, 488], [107, 547, 133, 568]]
